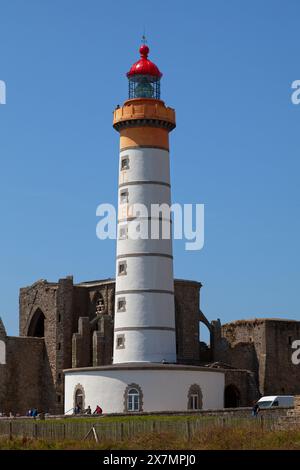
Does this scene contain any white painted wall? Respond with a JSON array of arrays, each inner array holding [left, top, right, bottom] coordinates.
[[118, 184, 171, 212], [65, 369, 225, 414], [0, 340, 6, 365], [113, 330, 176, 363], [114, 145, 176, 364], [117, 236, 172, 257], [115, 256, 174, 292], [114, 292, 175, 329], [119, 148, 170, 185]]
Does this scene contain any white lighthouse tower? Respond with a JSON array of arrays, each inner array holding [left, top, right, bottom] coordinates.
[[112, 43, 176, 364], [64, 42, 225, 414]]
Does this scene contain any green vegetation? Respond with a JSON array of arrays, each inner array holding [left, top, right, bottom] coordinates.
[[1, 427, 300, 450]]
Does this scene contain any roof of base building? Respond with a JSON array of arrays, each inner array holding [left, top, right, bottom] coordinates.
[[223, 318, 300, 326], [77, 278, 202, 288], [22, 277, 202, 289], [77, 278, 115, 286]]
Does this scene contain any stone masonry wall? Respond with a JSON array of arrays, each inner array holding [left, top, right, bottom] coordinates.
[[264, 320, 300, 395], [174, 280, 202, 364], [225, 369, 259, 406], [219, 320, 267, 393], [4, 337, 45, 415]]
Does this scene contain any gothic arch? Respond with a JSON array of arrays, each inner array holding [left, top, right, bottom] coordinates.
[[27, 308, 45, 337]]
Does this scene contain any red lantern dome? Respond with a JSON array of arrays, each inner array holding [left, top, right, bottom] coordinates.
[[127, 45, 162, 79]]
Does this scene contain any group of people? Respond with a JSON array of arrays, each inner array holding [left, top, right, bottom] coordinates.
[[74, 404, 103, 415], [26, 408, 38, 418]]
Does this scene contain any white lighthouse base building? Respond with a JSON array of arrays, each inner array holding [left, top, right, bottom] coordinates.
[[64, 364, 224, 414]]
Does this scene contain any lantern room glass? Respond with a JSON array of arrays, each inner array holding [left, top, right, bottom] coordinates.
[[128, 74, 161, 99]]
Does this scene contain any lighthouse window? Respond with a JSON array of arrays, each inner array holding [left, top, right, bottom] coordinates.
[[116, 334, 125, 349], [187, 384, 203, 410], [121, 156, 129, 171], [128, 388, 140, 412], [190, 394, 199, 410], [119, 225, 127, 240], [120, 189, 129, 203], [124, 383, 143, 412], [118, 261, 127, 276], [117, 297, 126, 312]]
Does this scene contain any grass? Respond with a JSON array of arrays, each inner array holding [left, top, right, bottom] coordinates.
[[1, 427, 300, 450]]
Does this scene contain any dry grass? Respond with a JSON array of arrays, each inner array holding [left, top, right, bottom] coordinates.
[[1, 426, 300, 450]]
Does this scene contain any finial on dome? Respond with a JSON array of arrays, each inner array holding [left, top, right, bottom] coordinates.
[[141, 33, 147, 45], [140, 33, 149, 58]]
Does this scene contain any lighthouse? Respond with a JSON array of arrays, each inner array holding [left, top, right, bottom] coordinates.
[[112, 43, 177, 364], [64, 41, 225, 414]]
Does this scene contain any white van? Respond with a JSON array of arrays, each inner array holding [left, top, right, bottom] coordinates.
[[257, 395, 294, 409]]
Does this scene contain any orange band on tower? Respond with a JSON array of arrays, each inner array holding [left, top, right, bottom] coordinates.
[[120, 127, 169, 151]]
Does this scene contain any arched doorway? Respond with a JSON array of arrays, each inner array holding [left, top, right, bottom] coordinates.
[[27, 308, 45, 337], [74, 385, 85, 411], [224, 384, 241, 408]]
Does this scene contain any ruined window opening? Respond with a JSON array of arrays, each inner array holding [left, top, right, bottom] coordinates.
[[95, 293, 105, 314], [28, 308, 45, 338]]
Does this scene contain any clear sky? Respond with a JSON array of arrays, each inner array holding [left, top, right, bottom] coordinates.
[[0, 0, 299, 338]]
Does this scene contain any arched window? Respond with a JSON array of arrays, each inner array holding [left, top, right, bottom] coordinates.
[[123, 383, 143, 412], [224, 384, 240, 408], [73, 384, 85, 411], [0, 340, 6, 365], [187, 384, 203, 410], [27, 308, 45, 337]]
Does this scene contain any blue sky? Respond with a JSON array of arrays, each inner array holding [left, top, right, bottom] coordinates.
[[0, 0, 299, 337]]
